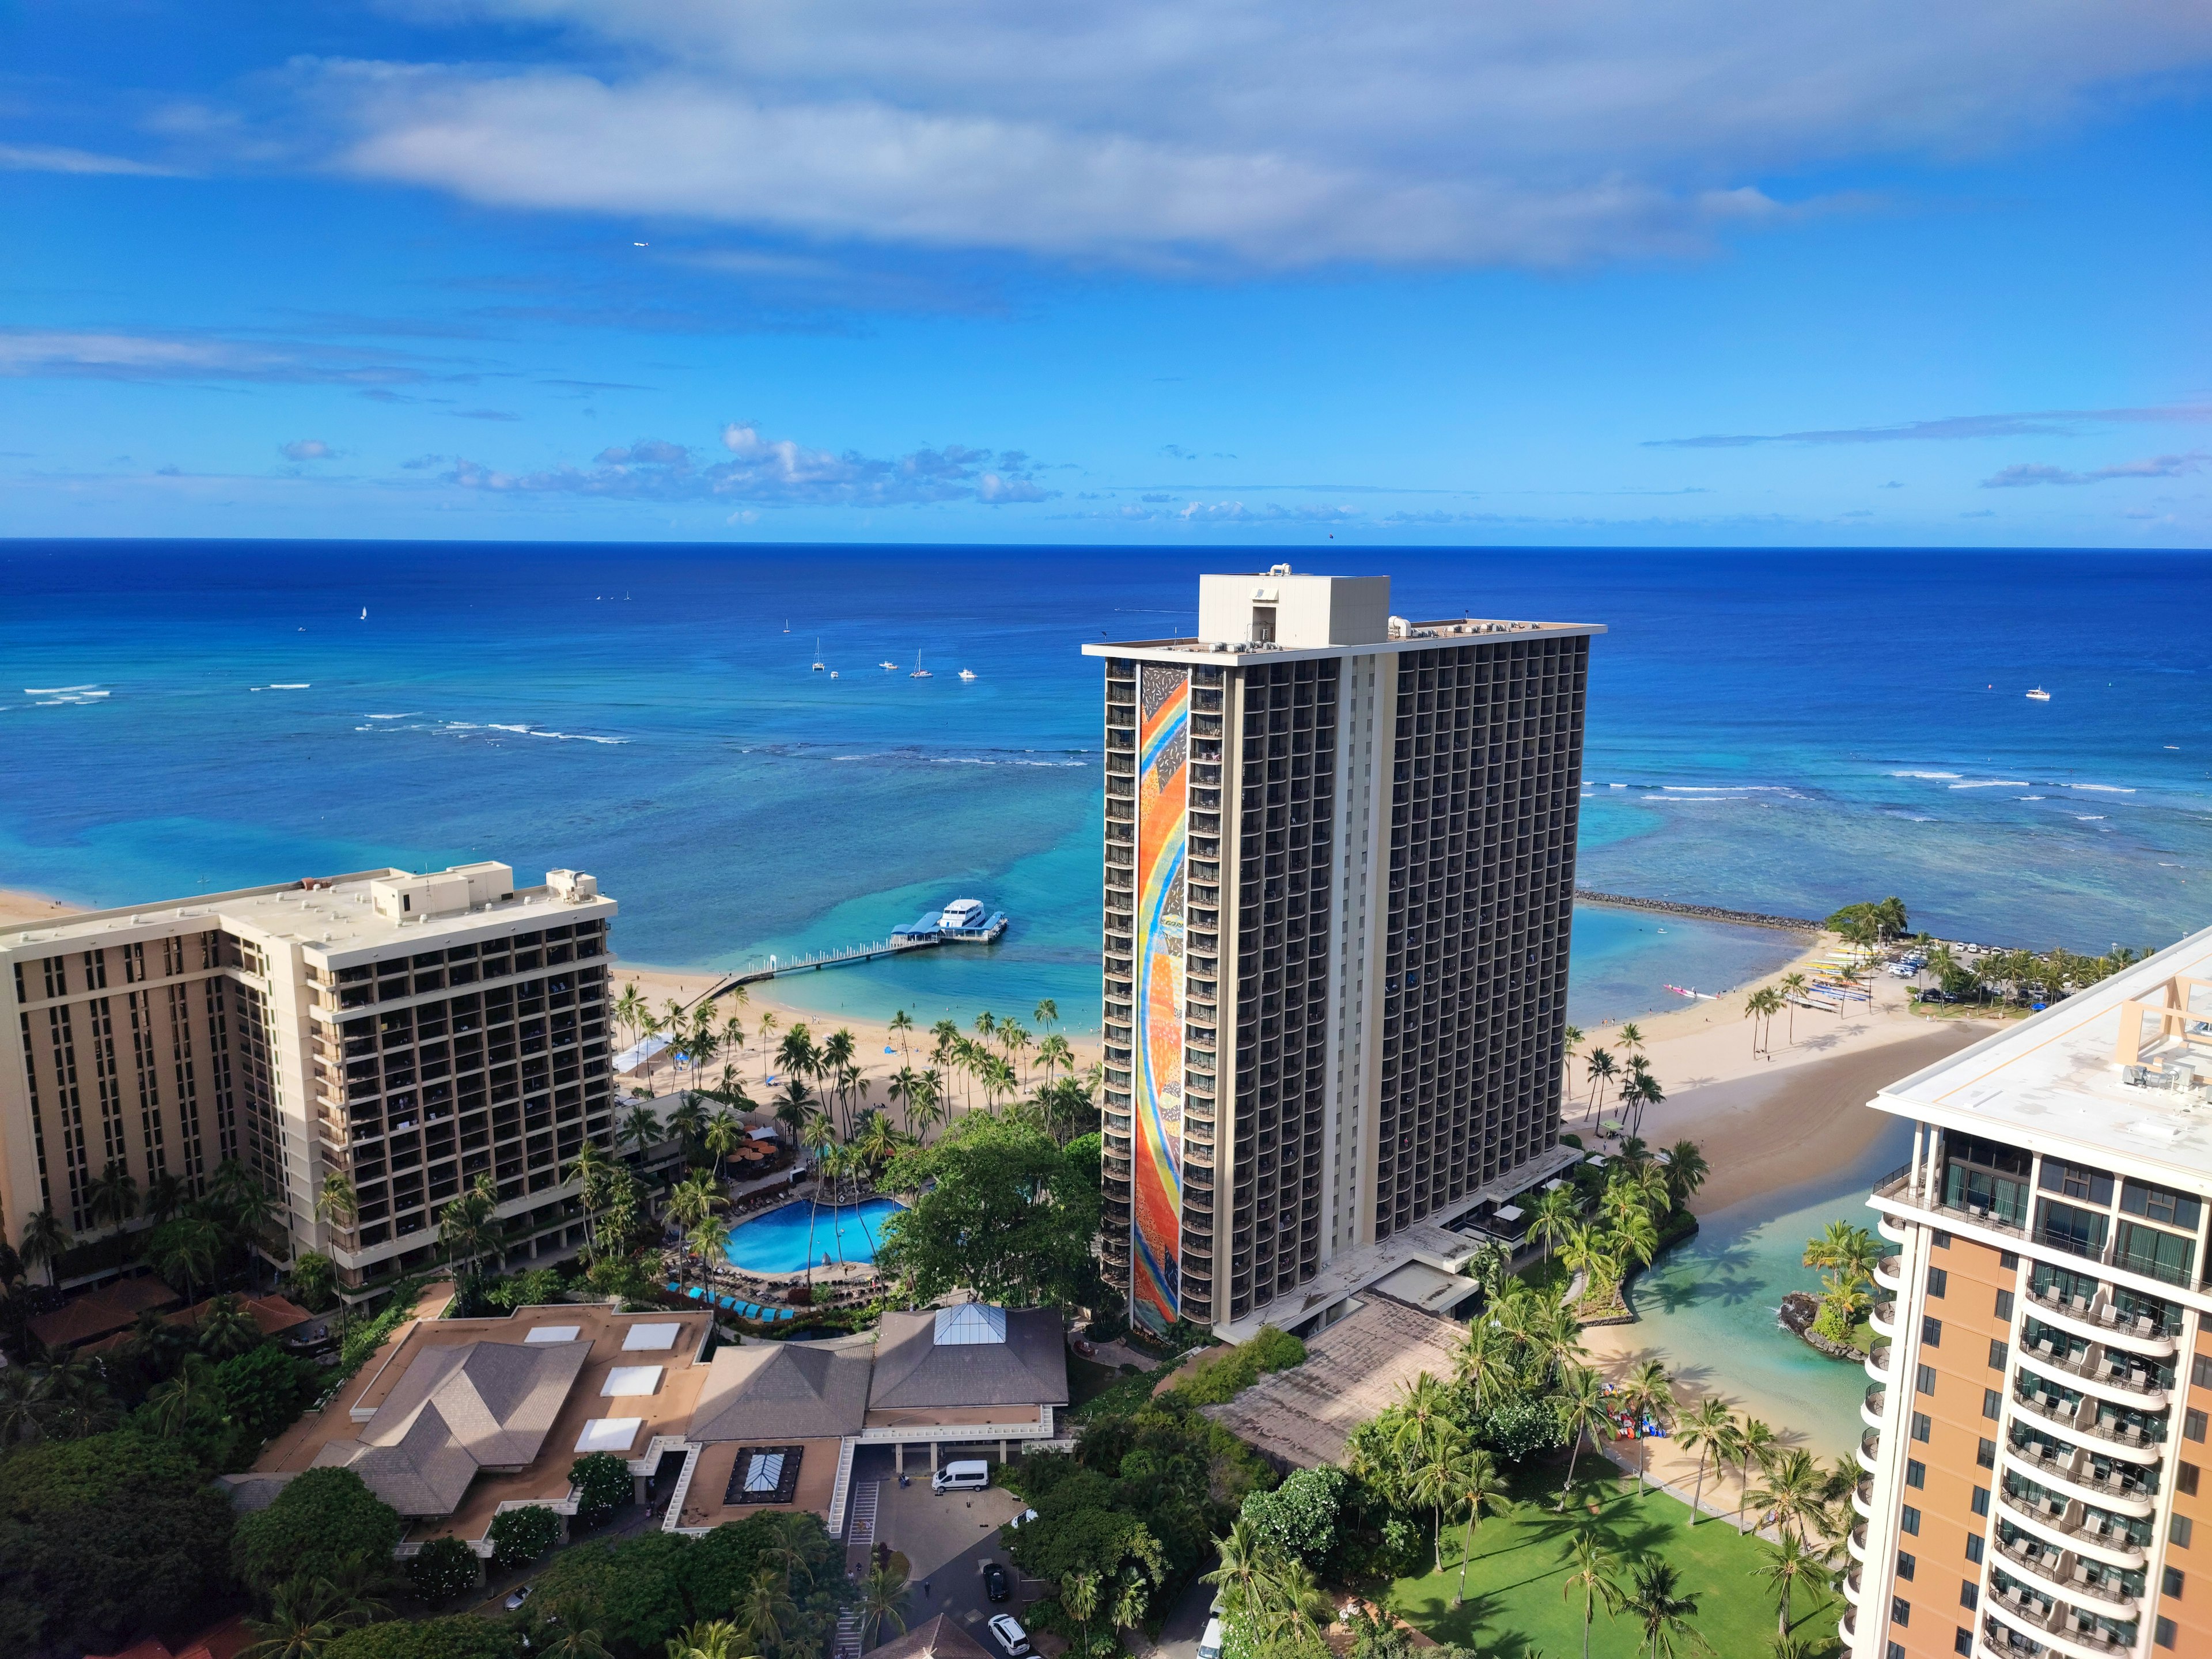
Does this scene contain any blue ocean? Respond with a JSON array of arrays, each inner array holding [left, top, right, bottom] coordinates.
[[3, 542, 2207, 1039]]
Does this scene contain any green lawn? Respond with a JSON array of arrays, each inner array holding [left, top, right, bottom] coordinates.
[[1388, 1461, 1843, 1659]]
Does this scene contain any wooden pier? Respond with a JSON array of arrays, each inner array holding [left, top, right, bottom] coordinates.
[[688, 935, 943, 1010]]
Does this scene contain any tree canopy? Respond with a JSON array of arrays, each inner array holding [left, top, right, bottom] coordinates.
[[877, 1112, 1103, 1307], [231, 1465, 403, 1594], [323, 1614, 520, 1659]]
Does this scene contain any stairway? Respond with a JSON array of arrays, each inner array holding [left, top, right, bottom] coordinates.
[[846, 1479, 881, 1550]]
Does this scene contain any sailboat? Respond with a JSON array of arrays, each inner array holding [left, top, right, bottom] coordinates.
[[359, 608, 367, 620], [909, 650, 932, 680], [811, 637, 827, 672], [783, 620, 791, 633]]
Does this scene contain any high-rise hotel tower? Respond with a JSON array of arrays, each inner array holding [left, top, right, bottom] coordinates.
[[2, 862, 618, 1294], [1850, 923, 2212, 1659], [1084, 568, 1601, 1338]]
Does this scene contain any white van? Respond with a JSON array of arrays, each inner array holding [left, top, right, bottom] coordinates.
[[1197, 1617, 1224, 1659], [933, 1459, 991, 1494]]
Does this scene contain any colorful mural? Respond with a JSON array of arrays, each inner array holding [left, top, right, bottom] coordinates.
[[1130, 663, 1188, 1335]]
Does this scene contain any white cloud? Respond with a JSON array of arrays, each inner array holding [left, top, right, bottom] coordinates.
[[280, 438, 341, 460], [439, 421, 1053, 506], [0, 328, 438, 386], [1982, 451, 2210, 487], [307, 1, 2212, 270], [0, 143, 184, 176]]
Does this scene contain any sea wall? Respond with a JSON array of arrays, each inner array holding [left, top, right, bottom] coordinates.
[[1575, 888, 1821, 934]]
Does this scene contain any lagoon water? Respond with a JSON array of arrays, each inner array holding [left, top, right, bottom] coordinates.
[[3, 543, 2208, 1039], [1626, 1115, 1914, 1457]]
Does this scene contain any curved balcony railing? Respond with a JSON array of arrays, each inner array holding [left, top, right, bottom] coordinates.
[[2026, 1283, 2179, 1357], [1848, 1521, 1868, 1562], [1995, 1534, 2140, 1613], [1867, 1340, 1892, 1378], [1863, 1384, 1888, 1430], [1998, 1487, 2148, 1567], [1870, 1298, 1898, 1336], [2009, 1389, 2164, 1463], [1857, 1427, 1883, 1475], [2001, 1440, 2158, 1517]]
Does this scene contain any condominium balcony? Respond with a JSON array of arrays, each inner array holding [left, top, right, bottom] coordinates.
[[2024, 1282, 2179, 1359], [1984, 1580, 2138, 1659], [1870, 1297, 1897, 1338], [2020, 1334, 2169, 1409], [1847, 1521, 1867, 1562], [1862, 1384, 1888, 1431], [1852, 1474, 1875, 1520], [1997, 1486, 2147, 1569], [1874, 1253, 1904, 1289], [1994, 1533, 2140, 1615], [2009, 1388, 2163, 1463], [1857, 1429, 1882, 1476], [1999, 1438, 2157, 1519], [1841, 1564, 1861, 1605], [1866, 1340, 1892, 1382]]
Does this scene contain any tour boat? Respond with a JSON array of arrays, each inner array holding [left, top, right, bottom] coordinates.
[[2025, 687, 2051, 702], [879, 660, 899, 671], [959, 669, 977, 681]]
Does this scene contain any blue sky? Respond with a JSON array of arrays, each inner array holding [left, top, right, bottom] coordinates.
[[4, 1, 2210, 546]]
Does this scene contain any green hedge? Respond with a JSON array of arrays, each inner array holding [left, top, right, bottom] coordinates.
[[1165, 1325, 1306, 1406]]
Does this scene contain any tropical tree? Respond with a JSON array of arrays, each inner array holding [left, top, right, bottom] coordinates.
[[240, 1573, 366, 1659], [143, 1170, 190, 1226], [151, 1213, 222, 1301], [1675, 1397, 1739, 1524], [888, 1009, 915, 1065], [198, 1292, 262, 1357], [18, 1205, 70, 1285], [1406, 1415, 1468, 1574], [88, 1158, 141, 1237], [1584, 1048, 1618, 1123], [1449, 1446, 1511, 1604], [738, 1563, 798, 1654], [619, 1103, 662, 1164], [858, 1557, 910, 1647], [1559, 1532, 1624, 1659], [1062, 1569, 1101, 1657], [1749, 1448, 1832, 1544], [667, 1619, 753, 1659], [1529, 1185, 1581, 1268], [1617, 1360, 1675, 1494], [1744, 986, 1782, 1056], [1454, 1319, 1513, 1410], [315, 1173, 358, 1246], [1619, 1558, 1704, 1659], [1756, 1531, 1823, 1642], [1734, 1419, 1780, 1533], [704, 1112, 745, 1183], [536, 1597, 616, 1659], [1034, 997, 1058, 1033], [1661, 1141, 1709, 1212], [613, 981, 646, 1050], [1554, 1364, 1611, 1510], [1778, 972, 1807, 1044]]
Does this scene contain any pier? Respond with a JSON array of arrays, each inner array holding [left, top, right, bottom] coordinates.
[[689, 935, 942, 1009]]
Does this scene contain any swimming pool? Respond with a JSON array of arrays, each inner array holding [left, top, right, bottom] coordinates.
[[725, 1198, 907, 1273]]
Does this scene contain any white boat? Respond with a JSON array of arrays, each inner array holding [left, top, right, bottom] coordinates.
[[909, 650, 931, 680], [940, 898, 987, 930], [958, 669, 977, 681], [811, 636, 827, 672], [2025, 687, 2051, 702], [359, 608, 367, 620], [878, 660, 899, 671], [829, 671, 838, 679]]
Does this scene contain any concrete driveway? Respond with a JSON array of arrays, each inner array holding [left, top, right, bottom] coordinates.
[[875, 1476, 1044, 1654], [1134, 1571, 1217, 1659]]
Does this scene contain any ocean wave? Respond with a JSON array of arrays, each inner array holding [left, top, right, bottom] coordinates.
[[2067, 783, 2137, 793], [476, 721, 627, 743], [1891, 770, 1961, 779], [1886, 811, 1936, 821], [2076, 815, 2107, 821], [366, 713, 418, 720], [1948, 781, 2029, 790], [24, 684, 99, 694], [2017, 795, 2046, 800]]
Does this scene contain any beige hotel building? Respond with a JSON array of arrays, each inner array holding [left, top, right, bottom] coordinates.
[[0, 861, 619, 1293], [1852, 922, 2212, 1659]]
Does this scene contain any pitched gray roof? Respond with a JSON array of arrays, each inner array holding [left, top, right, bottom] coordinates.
[[688, 1337, 873, 1442], [309, 1337, 589, 1516], [866, 1616, 995, 1659], [868, 1307, 1069, 1410]]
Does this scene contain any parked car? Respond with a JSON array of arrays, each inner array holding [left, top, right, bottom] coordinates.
[[933, 1459, 990, 1494], [1198, 1618, 1225, 1659], [1912, 988, 1956, 1004], [505, 1584, 535, 1612], [984, 1562, 1011, 1603], [988, 1615, 1031, 1657]]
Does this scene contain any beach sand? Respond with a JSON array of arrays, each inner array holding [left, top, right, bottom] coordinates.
[[0, 886, 82, 930]]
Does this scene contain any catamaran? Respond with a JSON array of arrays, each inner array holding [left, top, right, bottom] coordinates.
[[811, 637, 826, 672], [909, 650, 932, 679]]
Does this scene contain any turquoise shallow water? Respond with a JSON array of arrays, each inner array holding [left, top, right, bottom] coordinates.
[[1624, 1115, 1912, 1459], [724, 1197, 906, 1272]]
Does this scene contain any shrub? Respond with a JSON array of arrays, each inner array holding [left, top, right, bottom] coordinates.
[[407, 1537, 482, 1605], [324, 1614, 520, 1659], [486, 1503, 560, 1569], [569, 1451, 632, 1526], [214, 1343, 314, 1442], [1240, 1464, 1347, 1565], [488, 1269, 565, 1310], [232, 1465, 402, 1596], [1475, 1395, 1569, 1461], [1169, 1325, 1305, 1406]]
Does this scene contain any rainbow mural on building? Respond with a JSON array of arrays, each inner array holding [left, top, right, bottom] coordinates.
[[1131, 664, 1188, 1336]]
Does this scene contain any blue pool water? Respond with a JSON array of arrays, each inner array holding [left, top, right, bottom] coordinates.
[[725, 1197, 907, 1272]]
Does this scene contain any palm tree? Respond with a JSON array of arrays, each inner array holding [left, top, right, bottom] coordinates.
[[1749, 1448, 1830, 1544], [147, 1353, 223, 1434], [240, 1573, 365, 1659], [1062, 1569, 1101, 1657], [1619, 1558, 1703, 1659], [612, 982, 645, 1050], [315, 1173, 357, 1247], [1675, 1397, 1738, 1524], [620, 1103, 661, 1164], [18, 1206, 69, 1286], [1559, 1532, 1623, 1659], [1734, 1418, 1779, 1533], [1563, 1022, 1585, 1063], [666, 1097, 710, 1162], [888, 1009, 915, 1066], [1449, 1446, 1510, 1604], [1528, 1185, 1581, 1269], [1661, 1141, 1708, 1212], [142, 1171, 189, 1226], [1617, 1021, 1645, 1062], [198, 1292, 262, 1357], [151, 1214, 221, 1302], [667, 1619, 753, 1659], [1034, 997, 1058, 1033], [88, 1159, 139, 1244], [567, 1138, 616, 1255], [1584, 1048, 1617, 1124], [858, 1556, 911, 1647], [1778, 972, 1807, 1044], [1616, 1360, 1674, 1494], [1755, 1531, 1821, 1641], [1407, 1418, 1467, 1574], [1036, 1033, 1074, 1085], [756, 1010, 779, 1083], [738, 1564, 798, 1656], [536, 1598, 615, 1659], [1553, 1363, 1611, 1510], [704, 1112, 744, 1182], [1557, 1223, 1609, 1303], [1454, 1319, 1513, 1410]]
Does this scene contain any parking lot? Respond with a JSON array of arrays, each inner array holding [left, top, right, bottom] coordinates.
[[868, 1465, 1048, 1655]]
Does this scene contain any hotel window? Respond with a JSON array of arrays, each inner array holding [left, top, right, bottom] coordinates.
[[1977, 1438, 1995, 1468], [1965, 1535, 1984, 1564], [2164, 1566, 2185, 1597], [1988, 1338, 2009, 1370], [2041, 1157, 2114, 1204], [2188, 1409, 2207, 1444], [1906, 1459, 1926, 1488], [1896, 1552, 1916, 1581], [1942, 1132, 2030, 1225], [1960, 1582, 1979, 1610], [2174, 1516, 2194, 1548], [1994, 1289, 2014, 1319], [1901, 1506, 1921, 1536], [1927, 1266, 1948, 1298], [1971, 1486, 1989, 1517], [1953, 1630, 1972, 1657], [2156, 1616, 2176, 1649], [2194, 1355, 2212, 1388], [2116, 1218, 2197, 1287], [1923, 1316, 1942, 1347], [1917, 1363, 1937, 1396], [1891, 1597, 1910, 1628], [2122, 1179, 2202, 1230], [2037, 1197, 2109, 1257], [2179, 1462, 2200, 1497], [1982, 1389, 2002, 1419], [1912, 1412, 1933, 1443]]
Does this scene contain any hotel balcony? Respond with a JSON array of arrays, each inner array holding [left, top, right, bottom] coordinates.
[[1866, 1340, 1892, 1383], [1841, 1564, 1862, 1605], [1852, 1474, 1875, 1520], [1985, 1578, 2139, 1659], [1870, 1296, 1897, 1338], [2009, 1388, 2163, 1464], [1873, 1252, 1904, 1289], [1847, 1521, 1868, 1563], [1998, 1486, 2148, 1570], [1876, 1211, 1912, 1246], [1999, 1438, 2158, 1520], [1994, 1533, 2141, 1617], [2021, 1338, 2170, 1410], [1861, 1384, 1888, 1432], [2025, 1282, 2179, 1359], [1856, 1428, 1882, 1476]]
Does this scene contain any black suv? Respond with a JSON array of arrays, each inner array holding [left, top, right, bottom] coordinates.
[[984, 1562, 1010, 1603]]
